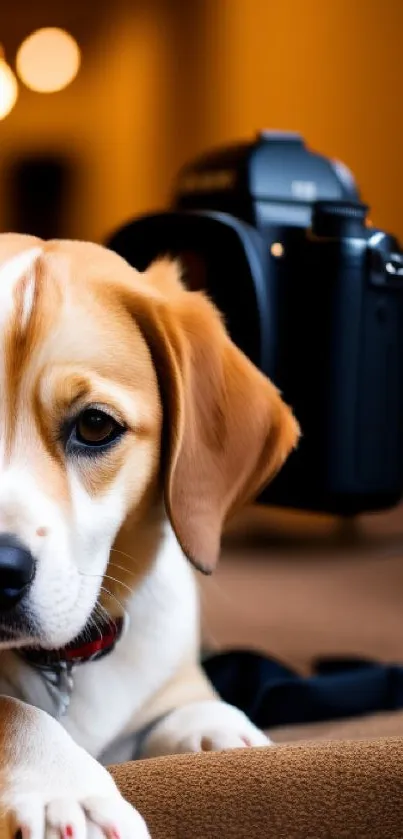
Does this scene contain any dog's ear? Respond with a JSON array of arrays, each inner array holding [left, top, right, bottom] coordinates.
[[129, 258, 300, 573]]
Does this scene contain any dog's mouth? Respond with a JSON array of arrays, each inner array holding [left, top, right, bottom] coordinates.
[[0, 601, 126, 665], [19, 611, 126, 668]]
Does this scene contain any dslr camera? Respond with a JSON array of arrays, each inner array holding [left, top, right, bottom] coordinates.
[[107, 130, 403, 517]]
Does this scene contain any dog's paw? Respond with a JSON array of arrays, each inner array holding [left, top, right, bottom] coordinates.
[[6, 793, 150, 839], [0, 700, 150, 839], [177, 725, 269, 753], [141, 699, 271, 758]]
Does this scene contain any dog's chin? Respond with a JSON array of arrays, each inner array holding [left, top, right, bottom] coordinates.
[[32, 617, 94, 651], [0, 612, 93, 652]]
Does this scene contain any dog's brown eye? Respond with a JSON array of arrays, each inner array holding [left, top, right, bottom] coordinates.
[[75, 409, 121, 446]]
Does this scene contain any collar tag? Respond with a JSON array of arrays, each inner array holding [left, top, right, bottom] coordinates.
[[19, 615, 126, 717], [39, 661, 75, 718]]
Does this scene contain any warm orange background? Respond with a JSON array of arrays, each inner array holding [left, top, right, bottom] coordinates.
[[0, 0, 402, 244]]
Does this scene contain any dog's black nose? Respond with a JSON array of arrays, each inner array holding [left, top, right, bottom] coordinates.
[[0, 534, 35, 609]]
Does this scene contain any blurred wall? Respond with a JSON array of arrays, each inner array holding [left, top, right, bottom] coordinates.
[[200, 0, 403, 238], [0, 0, 402, 243]]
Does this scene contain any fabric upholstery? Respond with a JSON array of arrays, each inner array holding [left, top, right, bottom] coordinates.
[[110, 738, 403, 838]]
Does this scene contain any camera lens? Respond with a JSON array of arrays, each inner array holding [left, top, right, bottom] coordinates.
[[312, 201, 369, 238]]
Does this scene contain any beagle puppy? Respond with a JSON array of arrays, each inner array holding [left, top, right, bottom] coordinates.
[[0, 234, 299, 838]]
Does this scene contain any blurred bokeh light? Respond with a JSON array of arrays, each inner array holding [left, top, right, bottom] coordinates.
[[16, 27, 80, 93], [0, 54, 18, 120]]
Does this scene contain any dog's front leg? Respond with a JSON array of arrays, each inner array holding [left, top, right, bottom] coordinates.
[[0, 697, 150, 838], [139, 664, 270, 758]]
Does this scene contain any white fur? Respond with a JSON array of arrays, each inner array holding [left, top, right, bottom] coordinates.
[[20, 272, 37, 330], [0, 248, 42, 329]]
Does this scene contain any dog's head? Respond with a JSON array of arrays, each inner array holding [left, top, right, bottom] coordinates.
[[0, 233, 299, 649]]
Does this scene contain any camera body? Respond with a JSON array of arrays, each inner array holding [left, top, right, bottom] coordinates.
[[107, 131, 403, 516]]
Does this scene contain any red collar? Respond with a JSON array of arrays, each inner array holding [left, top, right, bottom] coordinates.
[[20, 615, 125, 670]]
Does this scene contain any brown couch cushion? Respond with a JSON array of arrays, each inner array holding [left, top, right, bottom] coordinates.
[[110, 737, 403, 838]]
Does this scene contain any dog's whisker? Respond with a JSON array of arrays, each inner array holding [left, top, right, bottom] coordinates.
[[99, 585, 129, 621], [102, 574, 134, 598], [110, 547, 138, 564], [77, 570, 130, 624], [95, 599, 119, 632], [89, 603, 110, 641], [94, 601, 118, 635], [94, 600, 111, 623], [107, 561, 139, 580], [78, 570, 134, 598]]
